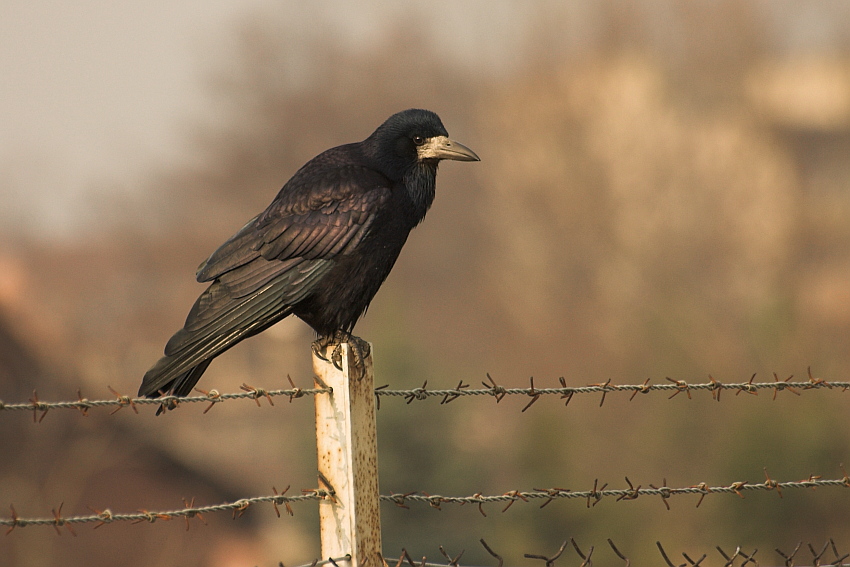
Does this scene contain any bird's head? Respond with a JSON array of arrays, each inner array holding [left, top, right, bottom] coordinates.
[[366, 109, 479, 180]]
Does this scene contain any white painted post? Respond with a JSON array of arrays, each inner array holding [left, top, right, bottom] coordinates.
[[313, 343, 382, 567]]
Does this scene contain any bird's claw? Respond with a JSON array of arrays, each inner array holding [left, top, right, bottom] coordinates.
[[345, 336, 371, 376], [311, 330, 346, 361], [331, 344, 344, 370], [311, 340, 330, 362], [314, 332, 371, 375]]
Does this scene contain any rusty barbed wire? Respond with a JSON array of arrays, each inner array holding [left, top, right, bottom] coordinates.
[[285, 555, 352, 567], [5, 469, 850, 532], [0, 379, 330, 420], [2, 369, 846, 418], [375, 368, 847, 411], [293, 538, 850, 567], [380, 468, 850, 514], [1, 486, 331, 534]]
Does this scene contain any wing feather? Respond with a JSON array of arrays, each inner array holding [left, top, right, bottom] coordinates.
[[196, 166, 391, 282]]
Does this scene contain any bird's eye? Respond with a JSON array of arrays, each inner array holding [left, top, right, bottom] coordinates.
[[412, 136, 425, 146]]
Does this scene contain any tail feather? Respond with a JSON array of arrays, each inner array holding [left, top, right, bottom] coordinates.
[[148, 359, 213, 415], [139, 301, 296, 414], [139, 257, 331, 414]]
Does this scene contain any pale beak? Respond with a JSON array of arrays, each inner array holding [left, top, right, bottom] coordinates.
[[418, 136, 480, 161]]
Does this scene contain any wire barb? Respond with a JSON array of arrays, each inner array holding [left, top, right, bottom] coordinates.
[[438, 546, 464, 566], [483, 373, 507, 403], [240, 383, 274, 407], [107, 386, 138, 414], [521, 377, 541, 412], [479, 539, 503, 567], [524, 539, 568, 567], [607, 539, 629, 566]]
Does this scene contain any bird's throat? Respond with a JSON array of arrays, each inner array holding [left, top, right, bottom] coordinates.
[[404, 162, 438, 219]]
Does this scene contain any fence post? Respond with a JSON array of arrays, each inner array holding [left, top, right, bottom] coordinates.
[[313, 343, 382, 567]]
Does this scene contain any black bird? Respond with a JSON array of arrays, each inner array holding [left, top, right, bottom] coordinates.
[[139, 109, 479, 412]]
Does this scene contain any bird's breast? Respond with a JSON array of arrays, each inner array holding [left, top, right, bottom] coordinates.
[[292, 213, 413, 336]]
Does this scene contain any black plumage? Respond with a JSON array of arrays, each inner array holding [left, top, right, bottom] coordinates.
[[139, 109, 479, 412]]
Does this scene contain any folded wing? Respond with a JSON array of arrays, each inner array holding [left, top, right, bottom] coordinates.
[[139, 165, 393, 398]]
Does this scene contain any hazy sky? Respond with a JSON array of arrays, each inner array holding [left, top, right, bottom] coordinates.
[[0, 1, 545, 238], [1, 0, 276, 236], [2, 1, 847, 238]]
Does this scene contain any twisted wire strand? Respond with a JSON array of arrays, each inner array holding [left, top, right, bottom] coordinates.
[[380, 477, 849, 507], [0, 386, 330, 416], [2, 490, 328, 531], [1, 373, 846, 416], [4, 475, 848, 531]]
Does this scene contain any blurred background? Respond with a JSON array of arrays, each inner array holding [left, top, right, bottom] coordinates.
[[3, 1, 850, 565]]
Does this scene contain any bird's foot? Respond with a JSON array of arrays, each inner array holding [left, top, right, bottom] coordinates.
[[312, 331, 370, 373], [311, 338, 331, 362], [311, 330, 349, 362], [330, 335, 371, 372]]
